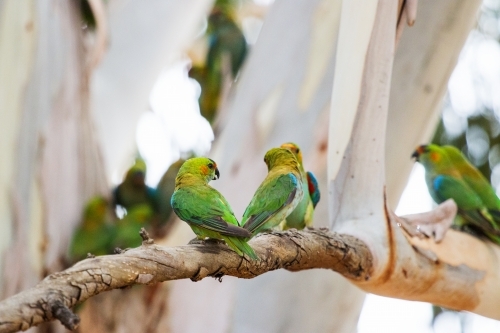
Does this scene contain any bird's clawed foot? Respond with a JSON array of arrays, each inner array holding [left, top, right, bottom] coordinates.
[[188, 237, 205, 245], [188, 237, 225, 245], [203, 238, 225, 245]]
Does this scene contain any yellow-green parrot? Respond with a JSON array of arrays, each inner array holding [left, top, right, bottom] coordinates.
[[241, 148, 304, 236], [412, 144, 500, 243], [279, 143, 320, 230], [113, 158, 158, 212], [171, 157, 257, 259], [69, 196, 116, 262]]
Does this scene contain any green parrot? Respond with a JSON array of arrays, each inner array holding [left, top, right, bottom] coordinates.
[[69, 196, 116, 262], [189, 1, 247, 123], [412, 144, 500, 242], [241, 148, 304, 236], [279, 142, 321, 230], [171, 157, 257, 259], [113, 204, 155, 249], [206, 8, 247, 79], [113, 158, 158, 212]]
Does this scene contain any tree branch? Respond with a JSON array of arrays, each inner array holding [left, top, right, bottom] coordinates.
[[0, 229, 372, 333]]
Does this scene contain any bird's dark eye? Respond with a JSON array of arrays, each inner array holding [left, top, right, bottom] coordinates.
[[208, 163, 214, 169], [296, 148, 300, 153]]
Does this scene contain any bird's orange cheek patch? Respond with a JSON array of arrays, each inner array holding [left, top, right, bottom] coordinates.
[[200, 165, 209, 175], [430, 152, 440, 162]]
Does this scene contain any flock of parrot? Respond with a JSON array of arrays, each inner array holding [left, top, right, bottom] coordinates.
[[170, 141, 500, 260], [69, 143, 321, 262], [69, 158, 184, 263], [69, 140, 500, 262], [171, 143, 321, 260]]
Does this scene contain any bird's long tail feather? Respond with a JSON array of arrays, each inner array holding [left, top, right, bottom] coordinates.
[[224, 237, 258, 260]]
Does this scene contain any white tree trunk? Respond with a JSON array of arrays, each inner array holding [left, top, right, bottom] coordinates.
[[330, 0, 500, 320], [0, 0, 107, 301], [386, 0, 482, 207], [91, 0, 215, 179], [0, 0, 38, 295]]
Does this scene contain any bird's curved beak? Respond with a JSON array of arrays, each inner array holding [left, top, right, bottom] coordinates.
[[411, 145, 428, 160], [214, 168, 220, 180]]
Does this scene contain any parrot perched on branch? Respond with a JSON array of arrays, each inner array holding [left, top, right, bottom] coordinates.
[[113, 158, 158, 212], [412, 144, 500, 243], [279, 142, 320, 230], [242, 148, 304, 236], [69, 196, 116, 262], [171, 157, 257, 259]]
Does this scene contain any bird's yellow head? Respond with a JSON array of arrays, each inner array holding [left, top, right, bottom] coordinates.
[[280, 142, 303, 165], [176, 157, 220, 184], [125, 158, 147, 186], [264, 148, 299, 172]]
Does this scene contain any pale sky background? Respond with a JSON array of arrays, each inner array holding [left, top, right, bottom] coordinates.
[[132, 0, 500, 331]]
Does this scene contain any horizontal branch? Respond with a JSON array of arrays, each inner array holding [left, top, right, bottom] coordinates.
[[0, 229, 372, 333]]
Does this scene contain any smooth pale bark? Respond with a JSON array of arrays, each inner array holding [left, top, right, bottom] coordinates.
[[91, 0, 215, 179], [0, 0, 108, 306], [330, 0, 500, 320], [167, 1, 366, 332], [0, 0, 37, 295], [386, 0, 482, 207]]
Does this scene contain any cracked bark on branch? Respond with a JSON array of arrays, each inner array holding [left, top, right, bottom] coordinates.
[[0, 229, 371, 333]]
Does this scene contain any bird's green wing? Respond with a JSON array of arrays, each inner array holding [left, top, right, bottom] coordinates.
[[442, 145, 500, 209], [433, 175, 483, 209], [242, 173, 298, 233], [433, 175, 500, 234], [461, 173, 500, 210], [171, 187, 251, 238]]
